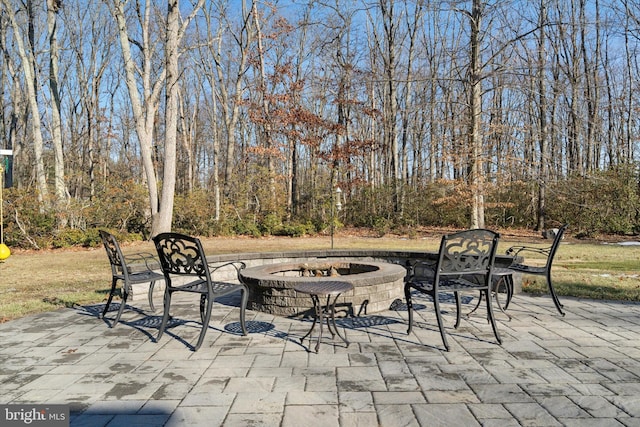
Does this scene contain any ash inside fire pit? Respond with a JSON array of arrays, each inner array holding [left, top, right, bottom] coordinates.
[[239, 261, 407, 316]]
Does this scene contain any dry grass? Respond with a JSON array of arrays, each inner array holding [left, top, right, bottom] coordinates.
[[1, 229, 640, 323]]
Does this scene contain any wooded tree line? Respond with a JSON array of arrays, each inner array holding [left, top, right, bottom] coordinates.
[[2, 0, 640, 248]]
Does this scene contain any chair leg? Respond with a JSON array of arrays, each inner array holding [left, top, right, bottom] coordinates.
[[404, 284, 414, 335], [194, 296, 213, 351], [467, 291, 484, 317], [102, 277, 118, 318], [546, 272, 565, 316], [239, 285, 248, 336], [484, 289, 502, 345], [148, 280, 156, 312], [199, 294, 206, 323], [433, 293, 450, 351], [491, 278, 512, 322], [454, 291, 461, 329], [156, 290, 172, 343], [503, 275, 514, 310], [111, 285, 129, 327]]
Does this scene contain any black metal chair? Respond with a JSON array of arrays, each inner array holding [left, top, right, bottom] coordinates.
[[99, 230, 164, 327], [153, 232, 248, 351], [506, 223, 568, 316], [405, 229, 502, 351]]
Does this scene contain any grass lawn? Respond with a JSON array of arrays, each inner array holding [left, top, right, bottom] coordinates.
[[1, 229, 640, 323]]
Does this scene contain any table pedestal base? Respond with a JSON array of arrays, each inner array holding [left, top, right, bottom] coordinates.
[[294, 281, 353, 353]]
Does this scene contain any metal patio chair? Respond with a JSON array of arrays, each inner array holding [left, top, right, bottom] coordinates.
[[99, 230, 164, 327], [405, 229, 502, 351], [153, 232, 248, 351], [506, 223, 568, 316]]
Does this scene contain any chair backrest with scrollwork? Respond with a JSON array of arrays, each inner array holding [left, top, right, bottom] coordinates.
[[153, 232, 210, 281], [437, 229, 500, 277], [99, 230, 127, 275]]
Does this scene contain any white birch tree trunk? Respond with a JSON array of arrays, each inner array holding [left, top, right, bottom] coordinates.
[[154, 0, 180, 235], [153, 0, 204, 236], [110, 0, 162, 228], [1, 0, 49, 206], [47, 0, 66, 208]]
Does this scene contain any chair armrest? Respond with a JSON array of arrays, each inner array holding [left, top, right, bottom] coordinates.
[[406, 259, 437, 281], [124, 252, 160, 271], [208, 261, 247, 281], [208, 261, 246, 271], [505, 245, 551, 258]]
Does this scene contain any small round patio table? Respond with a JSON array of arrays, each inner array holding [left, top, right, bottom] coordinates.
[[294, 281, 353, 353]]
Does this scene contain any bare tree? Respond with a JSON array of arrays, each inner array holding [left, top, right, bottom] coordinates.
[[365, 0, 402, 210], [453, 0, 486, 229], [109, 0, 203, 236], [157, 0, 181, 235], [0, 11, 25, 189], [155, 0, 204, 234], [536, 0, 549, 230], [196, 0, 254, 219], [1, 0, 52, 205], [64, 2, 115, 199], [109, 0, 164, 232], [47, 0, 66, 207]]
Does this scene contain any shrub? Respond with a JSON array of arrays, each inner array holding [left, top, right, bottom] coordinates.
[[259, 213, 282, 236], [484, 181, 531, 229], [2, 188, 57, 249], [173, 189, 217, 236], [232, 218, 262, 237], [546, 166, 640, 235], [87, 180, 150, 235], [274, 221, 316, 237], [52, 228, 89, 248], [50, 228, 103, 248]]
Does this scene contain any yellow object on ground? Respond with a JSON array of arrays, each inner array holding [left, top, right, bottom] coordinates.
[[0, 243, 10, 260]]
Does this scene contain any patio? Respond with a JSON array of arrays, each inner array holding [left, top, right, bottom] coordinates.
[[1, 291, 640, 426]]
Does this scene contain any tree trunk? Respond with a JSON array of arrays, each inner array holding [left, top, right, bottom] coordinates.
[[153, 0, 180, 235], [111, 0, 162, 229], [469, 0, 484, 229], [178, 87, 195, 193], [0, 22, 23, 190], [222, 3, 252, 197], [47, 0, 66, 209], [152, 0, 204, 236], [2, 0, 49, 206], [537, 0, 548, 231], [382, 1, 400, 213]]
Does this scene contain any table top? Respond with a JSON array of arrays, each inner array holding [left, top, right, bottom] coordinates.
[[293, 281, 353, 296]]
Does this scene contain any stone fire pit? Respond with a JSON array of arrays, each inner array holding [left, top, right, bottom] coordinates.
[[239, 260, 407, 316]]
